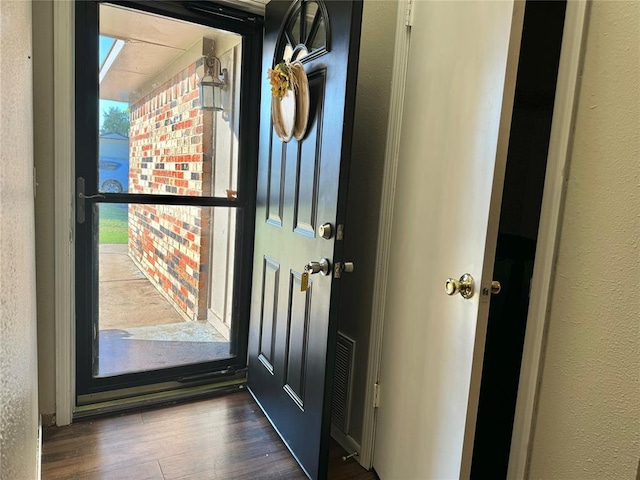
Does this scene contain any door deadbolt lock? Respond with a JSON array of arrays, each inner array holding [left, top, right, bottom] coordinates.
[[445, 273, 475, 299], [318, 223, 333, 240]]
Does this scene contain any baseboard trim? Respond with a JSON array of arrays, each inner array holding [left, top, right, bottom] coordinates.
[[40, 413, 56, 428]]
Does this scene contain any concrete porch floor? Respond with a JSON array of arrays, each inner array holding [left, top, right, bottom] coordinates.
[[99, 244, 182, 329], [97, 244, 230, 377]]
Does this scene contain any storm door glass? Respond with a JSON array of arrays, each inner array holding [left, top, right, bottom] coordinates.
[[75, 0, 259, 397], [96, 204, 238, 377]]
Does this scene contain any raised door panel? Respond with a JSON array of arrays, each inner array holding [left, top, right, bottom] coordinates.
[[258, 257, 280, 374], [267, 135, 286, 227], [283, 270, 313, 409], [294, 70, 326, 238]]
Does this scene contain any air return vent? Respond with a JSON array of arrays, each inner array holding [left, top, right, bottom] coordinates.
[[332, 332, 355, 434]]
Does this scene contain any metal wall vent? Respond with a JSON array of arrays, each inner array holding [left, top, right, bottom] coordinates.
[[332, 331, 355, 434]]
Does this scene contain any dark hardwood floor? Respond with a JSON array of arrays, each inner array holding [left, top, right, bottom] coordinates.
[[42, 390, 378, 479]]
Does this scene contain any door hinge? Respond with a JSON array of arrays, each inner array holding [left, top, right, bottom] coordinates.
[[373, 382, 381, 408], [33, 167, 38, 198], [405, 0, 414, 28]]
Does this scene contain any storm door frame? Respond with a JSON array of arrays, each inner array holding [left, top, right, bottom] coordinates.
[[74, 0, 262, 403]]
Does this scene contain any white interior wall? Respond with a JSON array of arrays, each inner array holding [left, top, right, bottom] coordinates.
[[528, 2, 640, 478], [0, 0, 40, 477]]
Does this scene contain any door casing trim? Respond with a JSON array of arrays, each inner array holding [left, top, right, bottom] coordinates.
[[358, 0, 412, 469], [54, 0, 75, 427], [361, 0, 589, 475], [507, 2, 589, 478]]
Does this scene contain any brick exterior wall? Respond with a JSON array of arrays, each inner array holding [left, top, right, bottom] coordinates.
[[127, 60, 212, 322]]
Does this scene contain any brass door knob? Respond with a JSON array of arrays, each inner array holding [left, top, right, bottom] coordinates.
[[445, 273, 475, 299]]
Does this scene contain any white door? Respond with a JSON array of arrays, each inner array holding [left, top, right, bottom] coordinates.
[[373, 1, 524, 479]]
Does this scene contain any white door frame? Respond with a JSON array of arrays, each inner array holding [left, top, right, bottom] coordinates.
[[359, 0, 589, 476], [53, 0, 75, 427], [507, 2, 588, 477], [358, 0, 412, 469]]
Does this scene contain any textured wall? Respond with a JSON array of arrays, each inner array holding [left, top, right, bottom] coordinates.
[[32, 0, 57, 419], [337, 0, 397, 445], [0, 0, 40, 478], [528, 2, 640, 479]]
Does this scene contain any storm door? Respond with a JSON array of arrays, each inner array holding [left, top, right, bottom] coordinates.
[[247, 1, 363, 479], [74, 1, 261, 402]]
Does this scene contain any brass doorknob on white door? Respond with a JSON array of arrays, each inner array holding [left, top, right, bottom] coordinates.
[[445, 273, 475, 299]]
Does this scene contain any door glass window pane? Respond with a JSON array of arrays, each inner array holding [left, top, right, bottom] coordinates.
[[98, 4, 242, 198], [96, 203, 238, 377], [304, 3, 318, 44]]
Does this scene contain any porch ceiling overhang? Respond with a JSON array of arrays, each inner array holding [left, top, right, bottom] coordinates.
[[99, 2, 263, 103]]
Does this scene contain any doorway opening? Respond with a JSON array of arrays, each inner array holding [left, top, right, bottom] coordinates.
[[75, 1, 261, 404], [471, 1, 567, 477]]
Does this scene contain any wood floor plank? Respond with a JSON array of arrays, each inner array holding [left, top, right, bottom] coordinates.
[[163, 443, 302, 479], [42, 391, 378, 480], [42, 426, 227, 478], [75, 460, 165, 480], [43, 412, 144, 443], [158, 431, 287, 479]]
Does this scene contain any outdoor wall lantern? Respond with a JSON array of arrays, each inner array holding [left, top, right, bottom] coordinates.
[[199, 55, 228, 111]]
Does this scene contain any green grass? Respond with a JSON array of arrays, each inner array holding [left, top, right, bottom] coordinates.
[[99, 204, 129, 244]]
